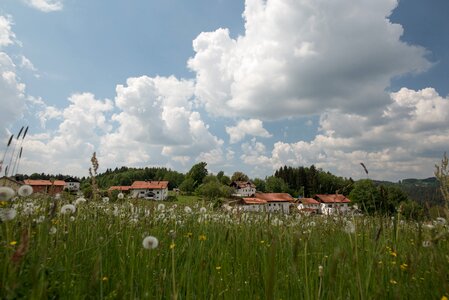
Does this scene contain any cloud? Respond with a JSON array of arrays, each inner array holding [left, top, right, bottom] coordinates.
[[21, 93, 114, 175], [100, 75, 224, 169], [226, 118, 272, 143], [188, 0, 431, 120], [241, 88, 449, 181], [23, 0, 63, 12], [0, 16, 16, 48]]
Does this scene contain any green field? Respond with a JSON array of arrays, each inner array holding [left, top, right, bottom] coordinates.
[[1, 195, 448, 299]]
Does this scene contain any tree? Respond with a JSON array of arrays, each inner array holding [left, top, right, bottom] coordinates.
[[253, 178, 266, 192], [265, 176, 288, 193], [219, 175, 231, 186], [187, 162, 208, 188], [179, 178, 195, 195], [197, 181, 224, 202], [231, 171, 249, 182], [435, 152, 449, 211], [349, 179, 381, 214]]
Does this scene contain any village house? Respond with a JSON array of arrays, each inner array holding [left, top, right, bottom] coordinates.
[[129, 181, 169, 201], [297, 197, 320, 214], [314, 194, 351, 215], [64, 177, 81, 192], [108, 186, 131, 193], [241, 192, 295, 214], [230, 181, 256, 197], [23, 179, 65, 195]]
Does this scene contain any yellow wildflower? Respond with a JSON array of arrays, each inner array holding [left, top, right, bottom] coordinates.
[[9, 241, 17, 246], [199, 234, 207, 241], [102, 276, 108, 281], [441, 296, 448, 300], [185, 232, 193, 238], [170, 243, 176, 249], [216, 266, 222, 270], [400, 263, 408, 271], [260, 240, 265, 244], [389, 279, 397, 285]]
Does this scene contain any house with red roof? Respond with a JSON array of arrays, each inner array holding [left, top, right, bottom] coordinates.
[[230, 181, 256, 197], [242, 192, 295, 214], [129, 181, 169, 200], [297, 197, 320, 214], [23, 179, 65, 195], [314, 194, 351, 215]]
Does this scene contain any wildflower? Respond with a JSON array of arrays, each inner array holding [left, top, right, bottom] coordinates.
[[184, 206, 192, 214], [69, 216, 76, 222], [185, 232, 193, 238], [49, 227, 57, 235], [117, 192, 124, 200], [389, 279, 397, 285], [199, 207, 207, 214], [102, 197, 109, 203], [441, 296, 448, 300], [18, 185, 33, 197], [170, 243, 176, 249], [10, 241, 17, 246], [157, 203, 165, 211], [422, 240, 432, 248], [344, 220, 355, 234], [0, 186, 15, 201], [389, 250, 397, 257], [216, 266, 222, 270], [102, 276, 108, 281], [400, 263, 408, 271], [199, 234, 207, 241], [318, 265, 324, 277], [75, 197, 87, 205], [54, 193, 61, 200], [435, 217, 447, 226], [142, 236, 159, 249], [60, 204, 76, 215], [0, 208, 17, 221], [423, 223, 435, 230]]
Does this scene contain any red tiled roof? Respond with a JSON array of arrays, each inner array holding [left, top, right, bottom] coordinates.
[[315, 194, 351, 203], [24, 179, 52, 186], [108, 186, 131, 191], [231, 181, 256, 189], [242, 197, 267, 204], [301, 198, 319, 204], [255, 192, 294, 202], [53, 180, 66, 186], [131, 181, 168, 189]]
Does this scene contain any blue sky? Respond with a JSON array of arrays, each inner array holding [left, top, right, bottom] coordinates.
[[0, 0, 448, 181]]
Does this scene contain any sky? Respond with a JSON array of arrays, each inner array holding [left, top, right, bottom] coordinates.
[[0, 0, 448, 182]]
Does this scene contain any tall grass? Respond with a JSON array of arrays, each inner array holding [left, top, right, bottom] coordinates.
[[1, 195, 448, 299]]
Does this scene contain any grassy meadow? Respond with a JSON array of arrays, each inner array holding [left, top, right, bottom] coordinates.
[[1, 193, 449, 299]]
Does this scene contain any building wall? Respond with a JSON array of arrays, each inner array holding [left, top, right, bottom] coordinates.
[[131, 188, 168, 200]]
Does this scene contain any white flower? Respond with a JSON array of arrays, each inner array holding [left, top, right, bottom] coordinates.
[[18, 185, 33, 197], [199, 207, 207, 214], [117, 192, 124, 199], [344, 220, 355, 234], [49, 226, 57, 235], [435, 217, 447, 226], [157, 204, 165, 211], [184, 206, 192, 214], [102, 197, 109, 203], [60, 204, 76, 215], [0, 208, 17, 221], [75, 197, 87, 205], [54, 193, 61, 200], [142, 236, 159, 249], [0, 186, 15, 201], [69, 216, 75, 221]]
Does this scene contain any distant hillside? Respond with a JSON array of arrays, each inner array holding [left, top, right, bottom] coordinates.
[[374, 177, 444, 206]]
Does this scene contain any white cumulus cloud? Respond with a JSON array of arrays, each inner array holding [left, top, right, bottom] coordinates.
[[188, 0, 430, 120], [226, 118, 272, 143], [23, 0, 63, 12]]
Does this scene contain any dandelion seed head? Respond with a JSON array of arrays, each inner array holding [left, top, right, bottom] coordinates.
[[60, 204, 76, 215], [157, 203, 165, 211], [18, 185, 33, 197], [75, 197, 87, 205], [142, 236, 159, 249], [102, 197, 109, 203], [49, 226, 57, 234], [0, 186, 15, 201], [199, 207, 207, 214], [184, 206, 192, 213], [344, 220, 355, 234], [0, 208, 17, 221], [117, 192, 124, 199]]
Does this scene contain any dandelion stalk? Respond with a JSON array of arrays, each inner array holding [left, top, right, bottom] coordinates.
[[0, 134, 14, 174], [6, 127, 24, 177], [12, 126, 28, 176]]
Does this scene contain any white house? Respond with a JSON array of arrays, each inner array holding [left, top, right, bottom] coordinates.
[[314, 194, 351, 215], [231, 181, 256, 197], [241, 192, 295, 214], [64, 177, 80, 192], [297, 197, 320, 214], [130, 181, 169, 201]]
